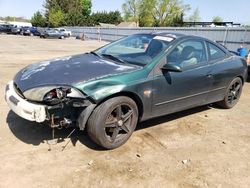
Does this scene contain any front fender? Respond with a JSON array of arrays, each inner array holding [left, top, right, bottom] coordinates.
[[76, 80, 126, 102]]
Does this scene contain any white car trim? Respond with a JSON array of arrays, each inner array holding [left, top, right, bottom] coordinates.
[[5, 81, 47, 123]]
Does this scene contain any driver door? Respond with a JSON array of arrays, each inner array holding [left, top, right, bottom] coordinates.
[[152, 39, 213, 117]]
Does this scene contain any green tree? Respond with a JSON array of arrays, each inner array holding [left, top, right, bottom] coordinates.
[[187, 7, 201, 22], [122, 0, 141, 26], [172, 12, 184, 26], [109, 11, 123, 25], [32, 0, 122, 26], [80, 0, 92, 17], [31, 11, 47, 27], [139, 0, 155, 27], [63, 0, 85, 26], [43, 0, 92, 26], [64, 10, 83, 26], [122, 0, 190, 27], [43, 0, 56, 21], [213, 16, 223, 23], [91, 11, 123, 25], [152, 0, 190, 26], [48, 8, 64, 27]]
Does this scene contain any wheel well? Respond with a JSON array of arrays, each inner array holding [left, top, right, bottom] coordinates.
[[237, 75, 244, 85], [97, 92, 144, 120]]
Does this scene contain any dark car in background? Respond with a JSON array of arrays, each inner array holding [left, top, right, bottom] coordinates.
[[5, 32, 248, 149], [0, 24, 12, 33], [20, 26, 30, 35], [20, 27, 40, 36], [30, 27, 41, 36], [40, 28, 66, 39]]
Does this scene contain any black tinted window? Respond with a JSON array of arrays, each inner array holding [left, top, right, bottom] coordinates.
[[208, 42, 226, 60]]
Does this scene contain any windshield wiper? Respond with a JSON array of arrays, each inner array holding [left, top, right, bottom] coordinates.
[[90, 51, 101, 58], [101, 53, 126, 64], [90, 52, 126, 64]]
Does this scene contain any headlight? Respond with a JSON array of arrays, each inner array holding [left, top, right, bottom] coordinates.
[[43, 88, 69, 101], [43, 88, 71, 105], [23, 86, 85, 102], [23, 87, 55, 101]]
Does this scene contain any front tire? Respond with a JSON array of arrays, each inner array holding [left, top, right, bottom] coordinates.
[[217, 77, 243, 109], [87, 96, 138, 149]]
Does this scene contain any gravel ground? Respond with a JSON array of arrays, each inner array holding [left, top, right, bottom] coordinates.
[[0, 35, 250, 188]]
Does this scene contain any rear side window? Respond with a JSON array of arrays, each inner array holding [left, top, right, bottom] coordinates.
[[207, 42, 226, 61]]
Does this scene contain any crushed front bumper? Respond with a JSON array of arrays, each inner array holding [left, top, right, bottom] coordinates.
[[5, 81, 47, 123]]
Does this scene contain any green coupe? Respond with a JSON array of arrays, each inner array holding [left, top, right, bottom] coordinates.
[[5, 32, 248, 149]]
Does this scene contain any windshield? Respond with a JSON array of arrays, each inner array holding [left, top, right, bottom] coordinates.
[[95, 34, 172, 66]]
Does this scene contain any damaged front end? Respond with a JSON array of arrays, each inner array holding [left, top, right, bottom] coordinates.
[[44, 88, 96, 130], [5, 81, 96, 130]]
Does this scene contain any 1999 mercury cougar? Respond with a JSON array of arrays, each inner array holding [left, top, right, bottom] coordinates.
[[5, 32, 248, 149]]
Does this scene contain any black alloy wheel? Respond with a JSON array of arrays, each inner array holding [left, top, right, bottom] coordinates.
[[217, 77, 243, 109], [87, 96, 138, 149], [105, 103, 134, 143]]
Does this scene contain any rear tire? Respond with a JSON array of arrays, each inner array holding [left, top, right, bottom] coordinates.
[[87, 96, 138, 149], [217, 77, 243, 109]]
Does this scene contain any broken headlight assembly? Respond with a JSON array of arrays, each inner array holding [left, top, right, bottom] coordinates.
[[23, 86, 85, 104], [43, 88, 72, 105]]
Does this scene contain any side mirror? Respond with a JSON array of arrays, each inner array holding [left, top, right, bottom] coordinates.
[[161, 63, 182, 72]]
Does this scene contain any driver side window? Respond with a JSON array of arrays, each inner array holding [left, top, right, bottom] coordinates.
[[167, 40, 207, 69]]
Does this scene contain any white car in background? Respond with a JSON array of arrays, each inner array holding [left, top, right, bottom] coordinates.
[[55, 28, 72, 37]]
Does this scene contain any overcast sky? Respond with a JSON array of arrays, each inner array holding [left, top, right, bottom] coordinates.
[[0, 0, 249, 24]]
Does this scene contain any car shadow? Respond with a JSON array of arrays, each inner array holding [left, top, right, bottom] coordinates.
[[136, 105, 211, 131], [6, 105, 212, 151], [6, 110, 105, 151]]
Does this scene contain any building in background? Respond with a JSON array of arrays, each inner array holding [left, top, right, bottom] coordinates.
[[117, 22, 137, 28], [99, 23, 116, 27], [0, 20, 6, 25], [8, 21, 32, 27], [183, 22, 241, 27]]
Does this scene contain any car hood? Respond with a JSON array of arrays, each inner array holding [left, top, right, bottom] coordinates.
[[14, 53, 141, 92]]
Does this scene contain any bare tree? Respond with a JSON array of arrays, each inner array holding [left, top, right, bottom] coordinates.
[[187, 7, 201, 22]]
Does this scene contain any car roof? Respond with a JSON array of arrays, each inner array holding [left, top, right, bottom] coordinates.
[[135, 32, 228, 51], [159, 32, 231, 53], [152, 31, 186, 39]]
